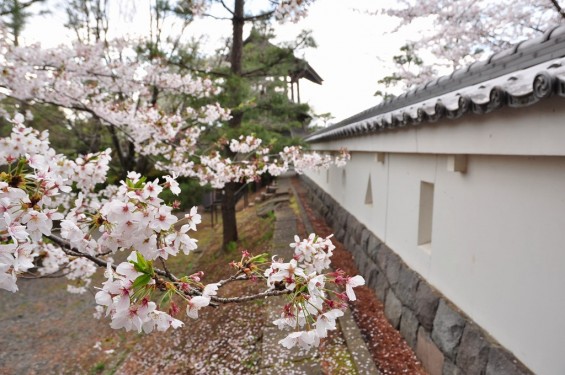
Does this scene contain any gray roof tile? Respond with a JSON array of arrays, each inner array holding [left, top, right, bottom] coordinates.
[[306, 24, 565, 143]]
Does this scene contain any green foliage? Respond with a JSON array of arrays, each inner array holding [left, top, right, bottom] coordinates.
[[393, 43, 423, 66], [225, 241, 238, 253], [89, 362, 105, 374], [130, 251, 154, 277], [375, 43, 424, 98], [0, 0, 46, 45]]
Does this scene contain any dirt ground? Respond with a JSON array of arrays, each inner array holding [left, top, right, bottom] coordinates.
[[0, 203, 273, 375]]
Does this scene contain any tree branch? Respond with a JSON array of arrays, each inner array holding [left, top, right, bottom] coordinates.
[[549, 0, 565, 19], [211, 288, 291, 303], [46, 234, 177, 281], [216, 271, 247, 287], [0, 0, 45, 16], [219, 0, 234, 15], [201, 13, 232, 20], [243, 10, 275, 22]]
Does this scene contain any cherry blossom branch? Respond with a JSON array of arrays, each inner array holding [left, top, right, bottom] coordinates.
[[216, 272, 247, 287], [159, 257, 176, 281], [46, 234, 175, 280], [47, 234, 116, 270]]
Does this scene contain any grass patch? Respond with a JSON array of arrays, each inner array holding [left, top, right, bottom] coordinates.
[[88, 362, 105, 374]]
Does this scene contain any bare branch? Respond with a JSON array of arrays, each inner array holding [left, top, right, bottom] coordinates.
[[549, 0, 565, 18], [201, 13, 232, 20], [219, 0, 234, 15], [243, 10, 275, 22], [0, 0, 45, 16], [216, 272, 247, 287]]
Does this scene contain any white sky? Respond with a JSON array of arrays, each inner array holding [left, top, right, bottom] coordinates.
[[20, 0, 417, 124]]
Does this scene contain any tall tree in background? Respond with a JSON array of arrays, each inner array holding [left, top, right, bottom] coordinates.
[[374, 43, 434, 100], [0, 0, 46, 46], [375, 0, 565, 91], [174, 0, 314, 248], [65, 0, 109, 44]]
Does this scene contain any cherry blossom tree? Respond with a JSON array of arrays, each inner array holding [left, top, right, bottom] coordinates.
[[0, 112, 358, 349], [0, 0, 364, 350], [374, 0, 565, 89]]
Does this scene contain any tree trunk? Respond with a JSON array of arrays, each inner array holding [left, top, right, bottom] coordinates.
[[221, 182, 238, 249], [231, 0, 244, 76], [220, 0, 245, 248]]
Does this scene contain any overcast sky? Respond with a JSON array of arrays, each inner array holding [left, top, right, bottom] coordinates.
[[20, 0, 417, 124]]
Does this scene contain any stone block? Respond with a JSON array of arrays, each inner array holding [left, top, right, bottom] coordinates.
[[394, 264, 420, 311], [432, 300, 465, 360], [456, 323, 489, 374], [364, 261, 380, 290], [443, 360, 464, 375], [384, 289, 402, 329], [366, 235, 382, 265], [335, 228, 346, 243], [399, 307, 419, 350], [354, 251, 367, 275], [320, 204, 329, 218], [373, 271, 389, 302], [485, 347, 532, 375], [385, 253, 401, 287], [416, 327, 444, 375], [350, 217, 362, 245], [339, 309, 381, 375], [336, 208, 349, 228], [414, 281, 440, 331], [345, 236, 356, 254], [375, 243, 390, 271], [353, 244, 364, 259], [360, 228, 371, 250]]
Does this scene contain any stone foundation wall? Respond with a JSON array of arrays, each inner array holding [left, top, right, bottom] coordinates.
[[300, 175, 533, 375]]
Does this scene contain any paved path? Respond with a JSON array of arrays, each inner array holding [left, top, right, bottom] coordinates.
[[259, 173, 380, 375]]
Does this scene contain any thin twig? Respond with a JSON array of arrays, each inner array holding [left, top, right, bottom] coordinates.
[[211, 289, 291, 303], [216, 272, 247, 287], [159, 257, 176, 281]]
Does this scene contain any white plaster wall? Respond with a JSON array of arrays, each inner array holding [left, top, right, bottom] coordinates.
[[305, 152, 565, 375]]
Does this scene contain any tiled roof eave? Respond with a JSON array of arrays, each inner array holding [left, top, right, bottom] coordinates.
[[306, 24, 565, 143]]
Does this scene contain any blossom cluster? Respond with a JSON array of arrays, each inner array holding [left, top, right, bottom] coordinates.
[[274, 0, 314, 23], [280, 146, 351, 174], [94, 250, 223, 333], [0, 114, 364, 350], [229, 135, 264, 154], [162, 136, 349, 190], [0, 38, 230, 170], [265, 234, 365, 349], [377, 0, 561, 89], [0, 115, 109, 292], [0, 32, 349, 193]]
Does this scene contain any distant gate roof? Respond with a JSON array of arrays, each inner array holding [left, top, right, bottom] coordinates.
[[243, 28, 323, 85], [306, 24, 565, 143]]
